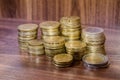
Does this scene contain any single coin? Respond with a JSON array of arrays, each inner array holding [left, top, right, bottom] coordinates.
[[18, 24, 38, 31]]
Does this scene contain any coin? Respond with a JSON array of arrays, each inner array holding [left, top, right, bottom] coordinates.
[[40, 21, 60, 29], [53, 53, 73, 67], [18, 24, 38, 31], [60, 16, 80, 27], [45, 48, 65, 58]]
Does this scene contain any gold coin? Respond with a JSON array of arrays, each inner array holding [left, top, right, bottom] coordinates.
[[28, 39, 43, 46], [60, 16, 80, 26], [18, 24, 38, 31], [29, 50, 44, 55], [61, 24, 81, 29], [45, 48, 65, 57], [40, 21, 60, 29], [18, 31, 37, 37], [18, 36, 37, 41], [65, 40, 86, 49], [53, 54, 73, 64]]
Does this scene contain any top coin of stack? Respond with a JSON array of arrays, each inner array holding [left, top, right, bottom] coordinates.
[[18, 24, 38, 51], [40, 21, 60, 36], [82, 27, 105, 45], [60, 16, 81, 41]]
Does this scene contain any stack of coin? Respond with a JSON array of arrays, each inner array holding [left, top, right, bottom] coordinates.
[[43, 36, 65, 58], [18, 24, 38, 51], [28, 39, 44, 56], [82, 53, 109, 69], [40, 21, 60, 37], [82, 27, 106, 54], [53, 53, 73, 68], [65, 40, 86, 60], [60, 16, 81, 41]]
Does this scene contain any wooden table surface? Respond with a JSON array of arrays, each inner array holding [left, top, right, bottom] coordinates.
[[0, 21, 120, 80]]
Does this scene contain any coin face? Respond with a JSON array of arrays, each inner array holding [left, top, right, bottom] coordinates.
[[28, 39, 43, 46], [18, 24, 38, 31], [60, 16, 80, 26], [82, 53, 108, 65], [65, 40, 86, 49], [53, 54, 73, 63], [40, 21, 60, 29], [83, 27, 104, 35]]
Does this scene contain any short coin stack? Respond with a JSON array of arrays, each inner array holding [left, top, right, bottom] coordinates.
[[43, 36, 65, 58], [40, 21, 60, 37], [18, 24, 38, 51], [60, 16, 81, 41], [65, 41, 86, 60], [28, 39, 44, 56], [53, 53, 73, 67], [82, 27, 106, 54]]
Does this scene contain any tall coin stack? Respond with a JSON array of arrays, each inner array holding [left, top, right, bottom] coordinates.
[[40, 21, 65, 58], [60, 16, 81, 41], [82, 27, 106, 54], [18, 24, 38, 52]]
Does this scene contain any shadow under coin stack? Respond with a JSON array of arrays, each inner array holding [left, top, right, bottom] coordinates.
[[18, 24, 38, 52], [82, 27, 106, 54], [43, 36, 65, 58], [60, 16, 81, 41], [65, 41, 86, 61]]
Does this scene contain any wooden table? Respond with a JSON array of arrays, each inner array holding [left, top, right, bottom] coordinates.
[[0, 21, 120, 80]]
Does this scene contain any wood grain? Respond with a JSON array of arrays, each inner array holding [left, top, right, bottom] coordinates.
[[0, 20, 120, 80], [0, 0, 120, 28]]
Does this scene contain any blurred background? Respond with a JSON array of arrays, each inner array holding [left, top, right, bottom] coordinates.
[[0, 0, 119, 29]]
